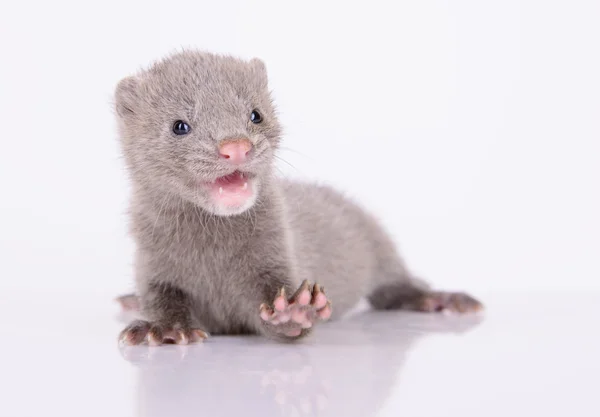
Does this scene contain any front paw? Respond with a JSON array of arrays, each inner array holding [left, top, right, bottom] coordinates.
[[119, 320, 209, 346], [259, 280, 332, 339]]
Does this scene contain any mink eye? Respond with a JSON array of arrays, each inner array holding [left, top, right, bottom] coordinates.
[[172, 120, 191, 135], [250, 110, 263, 124]]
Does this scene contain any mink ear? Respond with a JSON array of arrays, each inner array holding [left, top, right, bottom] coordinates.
[[115, 76, 140, 117], [250, 58, 267, 73], [250, 58, 268, 86]]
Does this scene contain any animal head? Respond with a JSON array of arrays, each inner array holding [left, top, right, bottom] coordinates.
[[115, 51, 282, 216]]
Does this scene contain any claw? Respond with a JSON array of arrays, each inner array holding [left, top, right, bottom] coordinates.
[[147, 332, 162, 346], [293, 280, 312, 305], [259, 281, 332, 338], [295, 280, 310, 295], [174, 330, 189, 345], [119, 321, 208, 346], [192, 329, 209, 342], [260, 303, 273, 321], [274, 287, 288, 312], [312, 283, 327, 309], [119, 320, 150, 345]]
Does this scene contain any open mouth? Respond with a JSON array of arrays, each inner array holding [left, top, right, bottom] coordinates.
[[206, 171, 254, 207]]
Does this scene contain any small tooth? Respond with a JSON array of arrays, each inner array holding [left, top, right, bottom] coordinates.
[[243, 182, 248, 190], [240, 173, 244, 178], [219, 187, 223, 195]]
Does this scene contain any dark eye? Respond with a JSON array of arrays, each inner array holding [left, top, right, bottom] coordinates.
[[250, 110, 263, 124], [173, 120, 191, 135]]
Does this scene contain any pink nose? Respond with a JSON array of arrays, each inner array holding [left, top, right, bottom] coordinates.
[[219, 138, 252, 164]]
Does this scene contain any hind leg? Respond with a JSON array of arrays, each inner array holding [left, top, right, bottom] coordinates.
[[364, 217, 483, 313], [368, 280, 483, 313]]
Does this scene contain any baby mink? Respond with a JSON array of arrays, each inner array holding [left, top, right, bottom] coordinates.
[[115, 51, 482, 345]]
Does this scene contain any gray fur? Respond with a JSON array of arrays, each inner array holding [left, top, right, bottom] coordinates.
[[115, 50, 482, 343]]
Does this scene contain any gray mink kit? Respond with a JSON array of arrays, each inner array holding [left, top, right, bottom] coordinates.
[[115, 50, 483, 346]]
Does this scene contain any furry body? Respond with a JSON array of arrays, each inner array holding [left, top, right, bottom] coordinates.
[[116, 51, 482, 345]]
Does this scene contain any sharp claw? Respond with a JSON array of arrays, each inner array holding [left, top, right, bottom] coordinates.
[[311, 283, 327, 308], [176, 330, 189, 345], [296, 280, 316, 306], [312, 284, 327, 308], [297, 291, 311, 306], [260, 281, 333, 336], [119, 320, 151, 346], [299, 280, 310, 292], [118, 332, 132, 346], [147, 333, 161, 346], [192, 329, 209, 341], [260, 303, 273, 320], [274, 288, 288, 312], [291, 280, 310, 301], [312, 283, 321, 295], [120, 321, 208, 346]]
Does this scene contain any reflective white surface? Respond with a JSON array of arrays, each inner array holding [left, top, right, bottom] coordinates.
[[1, 291, 598, 417]]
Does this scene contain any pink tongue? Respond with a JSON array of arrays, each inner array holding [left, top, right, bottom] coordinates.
[[215, 171, 245, 187], [215, 171, 245, 189], [210, 171, 252, 208]]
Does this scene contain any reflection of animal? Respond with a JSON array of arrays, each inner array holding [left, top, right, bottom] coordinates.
[[115, 50, 483, 345], [120, 311, 482, 417]]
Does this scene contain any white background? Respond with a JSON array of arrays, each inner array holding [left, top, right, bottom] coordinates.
[[1, 0, 599, 296]]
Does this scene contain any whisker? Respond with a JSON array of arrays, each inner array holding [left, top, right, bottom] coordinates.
[[274, 155, 301, 174], [279, 146, 313, 161]]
